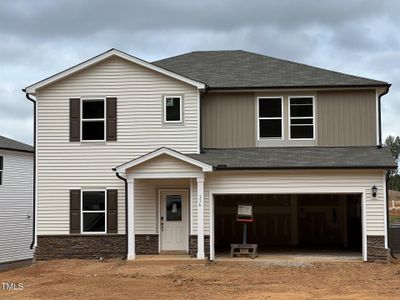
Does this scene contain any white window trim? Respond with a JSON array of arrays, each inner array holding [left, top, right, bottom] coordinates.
[[81, 189, 107, 234], [80, 98, 107, 142], [163, 96, 183, 123], [288, 96, 315, 141], [257, 96, 284, 140]]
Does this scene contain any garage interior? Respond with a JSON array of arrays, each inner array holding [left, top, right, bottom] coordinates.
[[214, 194, 362, 257]]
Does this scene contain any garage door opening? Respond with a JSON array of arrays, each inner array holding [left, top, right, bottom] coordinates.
[[213, 194, 362, 259]]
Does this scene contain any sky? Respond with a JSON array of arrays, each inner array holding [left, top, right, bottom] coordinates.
[[1, 0, 399, 145]]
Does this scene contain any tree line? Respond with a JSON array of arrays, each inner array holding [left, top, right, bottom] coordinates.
[[386, 135, 400, 191]]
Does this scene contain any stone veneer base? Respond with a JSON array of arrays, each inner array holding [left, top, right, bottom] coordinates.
[[37, 234, 390, 262], [189, 235, 210, 258], [36, 234, 160, 260], [367, 235, 390, 262]]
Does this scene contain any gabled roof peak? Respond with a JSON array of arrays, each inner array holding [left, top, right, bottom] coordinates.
[[24, 48, 205, 94]]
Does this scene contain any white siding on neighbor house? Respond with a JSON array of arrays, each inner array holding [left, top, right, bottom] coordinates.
[[134, 178, 190, 234], [0, 150, 33, 264], [194, 169, 386, 236], [36, 56, 199, 235]]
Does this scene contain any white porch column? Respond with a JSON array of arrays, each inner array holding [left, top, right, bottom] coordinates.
[[197, 176, 205, 259], [127, 178, 136, 260]]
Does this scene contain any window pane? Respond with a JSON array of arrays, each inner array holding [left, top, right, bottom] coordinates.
[[291, 118, 313, 125], [259, 119, 282, 138], [290, 105, 313, 117], [83, 191, 105, 211], [291, 125, 314, 139], [82, 121, 105, 140], [259, 98, 282, 117], [165, 97, 181, 121], [166, 195, 182, 221], [290, 97, 313, 105], [82, 100, 104, 119], [83, 213, 105, 232]]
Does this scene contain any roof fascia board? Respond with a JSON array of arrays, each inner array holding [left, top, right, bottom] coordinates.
[[213, 165, 397, 170], [0, 147, 34, 154], [115, 147, 213, 173], [207, 84, 390, 93], [25, 49, 205, 94]]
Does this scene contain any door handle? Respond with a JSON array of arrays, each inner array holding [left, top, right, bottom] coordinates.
[[161, 216, 164, 232]]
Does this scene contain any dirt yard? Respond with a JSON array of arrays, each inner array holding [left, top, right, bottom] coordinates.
[[1, 259, 400, 299]]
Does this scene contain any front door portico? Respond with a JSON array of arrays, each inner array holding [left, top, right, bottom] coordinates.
[[114, 147, 213, 260]]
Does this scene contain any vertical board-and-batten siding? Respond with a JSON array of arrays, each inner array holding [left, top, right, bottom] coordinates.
[[36, 56, 199, 235], [202, 90, 377, 148], [317, 89, 376, 146], [202, 93, 256, 148], [193, 169, 386, 236], [0, 150, 33, 263]]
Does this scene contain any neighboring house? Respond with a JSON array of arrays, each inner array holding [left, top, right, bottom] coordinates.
[[0, 135, 34, 270], [23, 49, 397, 262]]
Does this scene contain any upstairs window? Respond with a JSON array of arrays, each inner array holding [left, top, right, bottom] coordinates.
[[164, 96, 182, 123], [289, 97, 314, 139], [81, 99, 105, 141], [258, 97, 283, 139], [82, 191, 106, 233], [0, 156, 3, 185]]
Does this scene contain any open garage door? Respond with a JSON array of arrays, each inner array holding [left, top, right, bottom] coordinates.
[[213, 194, 362, 256]]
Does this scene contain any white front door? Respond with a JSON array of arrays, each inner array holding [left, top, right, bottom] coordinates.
[[160, 190, 188, 252]]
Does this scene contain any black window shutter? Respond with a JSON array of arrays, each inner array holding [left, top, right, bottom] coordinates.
[[106, 97, 117, 141], [70, 190, 81, 234], [107, 189, 118, 233], [0, 156, 3, 185], [70, 98, 81, 141]]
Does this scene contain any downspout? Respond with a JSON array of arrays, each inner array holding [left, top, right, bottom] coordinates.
[[199, 86, 209, 153], [23, 89, 36, 250], [115, 171, 128, 259], [387, 170, 397, 259], [377, 85, 390, 148]]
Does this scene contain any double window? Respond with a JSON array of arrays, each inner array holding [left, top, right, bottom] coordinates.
[[258, 96, 315, 140], [0, 156, 3, 185], [289, 97, 314, 139], [164, 96, 182, 123], [81, 99, 106, 141], [82, 190, 106, 233], [258, 97, 283, 139]]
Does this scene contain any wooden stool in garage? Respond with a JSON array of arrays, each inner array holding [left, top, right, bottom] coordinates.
[[230, 243, 258, 259]]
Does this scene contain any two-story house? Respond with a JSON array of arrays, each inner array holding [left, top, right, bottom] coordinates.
[[23, 49, 396, 262]]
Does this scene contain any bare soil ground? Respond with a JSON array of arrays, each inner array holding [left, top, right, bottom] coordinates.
[[1, 259, 400, 299]]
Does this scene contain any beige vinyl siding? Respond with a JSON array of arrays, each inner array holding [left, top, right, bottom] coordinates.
[[317, 89, 377, 146], [129, 154, 202, 175], [0, 150, 33, 263], [36, 56, 199, 235], [134, 178, 190, 234], [200, 169, 385, 236], [202, 93, 256, 148]]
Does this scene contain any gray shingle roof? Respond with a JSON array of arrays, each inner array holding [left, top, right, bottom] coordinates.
[[153, 50, 389, 89], [0, 135, 33, 153], [187, 146, 396, 170]]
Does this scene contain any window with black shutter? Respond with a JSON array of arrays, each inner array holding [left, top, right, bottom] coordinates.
[[70, 189, 118, 234], [0, 156, 3, 185]]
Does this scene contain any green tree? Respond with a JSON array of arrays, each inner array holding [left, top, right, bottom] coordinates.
[[385, 135, 400, 191]]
